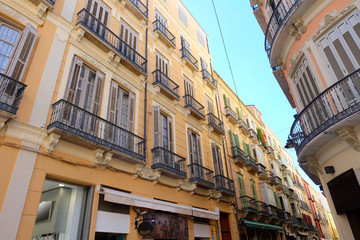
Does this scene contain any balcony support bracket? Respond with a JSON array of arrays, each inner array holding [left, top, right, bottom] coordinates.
[[43, 133, 61, 153], [73, 27, 85, 42], [336, 126, 360, 152], [133, 165, 161, 181], [36, 3, 48, 18], [0, 117, 7, 131]]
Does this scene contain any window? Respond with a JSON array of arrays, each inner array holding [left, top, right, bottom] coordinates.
[[155, 51, 169, 76], [184, 75, 194, 97], [197, 29, 205, 47], [119, 20, 138, 61], [211, 143, 223, 176], [66, 57, 104, 115], [250, 180, 259, 201], [206, 96, 214, 114], [200, 58, 208, 71], [155, 9, 167, 30], [32, 179, 92, 239], [237, 173, 246, 196], [252, 145, 265, 166], [153, 106, 173, 151], [0, 21, 37, 81], [242, 140, 252, 158], [223, 94, 231, 108], [317, 10, 360, 80], [187, 130, 202, 165], [260, 182, 276, 206], [178, 7, 187, 27], [85, 0, 110, 37], [229, 130, 241, 149]]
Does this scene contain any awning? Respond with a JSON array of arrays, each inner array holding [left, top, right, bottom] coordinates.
[[241, 219, 283, 231], [99, 186, 219, 220]]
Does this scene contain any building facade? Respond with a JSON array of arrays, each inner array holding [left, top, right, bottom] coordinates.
[[0, 0, 336, 239], [251, 0, 360, 239]]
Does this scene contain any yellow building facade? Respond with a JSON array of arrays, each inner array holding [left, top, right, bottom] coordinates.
[[0, 0, 336, 239]]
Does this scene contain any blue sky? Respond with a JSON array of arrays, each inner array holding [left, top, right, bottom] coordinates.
[[181, 0, 320, 191]]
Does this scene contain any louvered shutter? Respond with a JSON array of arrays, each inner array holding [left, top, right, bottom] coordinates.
[[168, 116, 173, 151], [242, 141, 247, 156], [251, 180, 259, 201], [229, 129, 235, 147], [108, 82, 117, 123], [234, 134, 240, 148], [187, 129, 193, 163], [211, 143, 220, 175], [268, 187, 276, 206], [66, 58, 83, 103], [153, 106, 161, 148], [93, 71, 104, 115], [318, 37, 345, 80], [260, 181, 269, 204], [236, 107, 242, 120], [128, 92, 135, 132], [274, 192, 281, 208], [283, 196, 291, 213], [237, 174, 246, 196], [223, 94, 228, 107], [6, 23, 38, 81], [196, 134, 202, 164], [246, 144, 252, 158]]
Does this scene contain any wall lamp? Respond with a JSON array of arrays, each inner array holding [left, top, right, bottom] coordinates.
[[324, 166, 335, 174]]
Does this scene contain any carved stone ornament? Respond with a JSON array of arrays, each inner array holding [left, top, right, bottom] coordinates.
[[313, 5, 356, 40], [73, 28, 85, 42], [287, 17, 306, 41], [0, 3, 28, 25], [43, 133, 61, 153], [0, 117, 7, 131], [336, 126, 360, 152], [133, 166, 161, 181], [289, 51, 304, 78], [93, 149, 104, 165], [36, 3, 48, 18]]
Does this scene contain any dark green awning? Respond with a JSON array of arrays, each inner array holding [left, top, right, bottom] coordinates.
[[241, 219, 283, 231]]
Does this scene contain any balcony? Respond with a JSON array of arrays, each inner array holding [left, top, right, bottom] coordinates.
[[240, 196, 258, 214], [153, 20, 175, 48], [207, 113, 225, 135], [151, 147, 186, 178], [29, 0, 55, 8], [202, 69, 217, 89], [47, 100, 145, 162], [225, 106, 238, 125], [288, 57, 360, 179], [184, 94, 205, 120], [247, 156, 258, 174], [188, 163, 214, 188], [267, 205, 279, 221], [257, 164, 268, 180], [257, 201, 270, 217], [267, 170, 277, 185], [152, 70, 179, 100], [122, 0, 148, 20], [265, 0, 302, 64], [267, 146, 275, 159], [249, 129, 258, 143], [284, 212, 292, 223], [238, 118, 250, 135], [76, 9, 147, 75], [276, 208, 286, 223], [231, 146, 248, 167], [214, 175, 235, 195], [0, 74, 26, 119], [181, 47, 199, 71], [282, 186, 290, 196]]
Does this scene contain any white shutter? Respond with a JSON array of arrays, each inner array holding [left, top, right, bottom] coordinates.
[[153, 106, 161, 148], [267, 186, 276, 206], [283, 196, 291, 213], [168, 116, 173, 151], [6, 23, 38, 81], [260, 181, 269, 204], [65, 57, 83, 103]]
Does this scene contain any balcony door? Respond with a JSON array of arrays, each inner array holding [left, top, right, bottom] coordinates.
[[206, 97, 214, 114], [85, 0, 110, 37], [155, 51, 168, 76], [155, 9, 167, 33], [107, 81, 135, 149], [200, 58, 208, 71], [153, 106, 173, 151], [65, 57, 104, 134], [211, 143, 223, 177], [120, 20, 138, 62]]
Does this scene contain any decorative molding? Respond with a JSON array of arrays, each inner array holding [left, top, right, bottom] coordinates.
[[93, 149, 104, 165], [289, 51, 304, 78], [0, 3, 28, 24], [133, 165, 161, 181], [73, 27, 85, 42], [102, 152, 113, 168], [304, 155, 323, 176], [312, 5, 356, 40], [76, 49, 107, 72], [36, 3, 48, 18], [178, 180, 197, 192], [107, 51, 115, 64], [43, 133, 61, 153], [0, 117, 7, 131], [336, 126, 360, 152], [287, 17, 307, 41]]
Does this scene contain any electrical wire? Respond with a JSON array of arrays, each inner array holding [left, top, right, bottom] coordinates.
[[211, 0, 239, 96]]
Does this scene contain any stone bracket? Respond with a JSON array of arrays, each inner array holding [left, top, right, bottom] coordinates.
[[36, 3, 48, 18], [336, 126, 360, 152], [93, 150, 113, 169], [43, 133, 61, 153]]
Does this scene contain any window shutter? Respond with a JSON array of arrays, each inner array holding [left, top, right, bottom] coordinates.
[[237, 173, 246, 196], [274, 192, 281, 209], [6, 23, 38, 81], [223, 94, 228, 107], [229, 129, 235, 147], [211, 143, 219, 176], [108, 81, 117, 123], [260, 181, 269, 204], [236, 107, 242, 120], [234, 134, 240, 148], [246, 144, 252, 158], [93, 71, 104, 115], [153, 106, 161, 148], [242, 140, 247, 156], [251, 180, 259, 201], [319, 37, 344, 80], [66, 57, 83, 103], [268, 188, 276, 206], [196, 134, 202, 164], [128, 92, 135, 132], [187, 129, 193, 163]]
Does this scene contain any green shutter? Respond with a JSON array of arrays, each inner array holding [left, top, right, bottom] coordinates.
[[234, 134, 240, 148], [246, 144, 252, 158], [251, 180, 260, 211], [229, 129, 235, 147], [242, 140, 247, 155], [223, 94, 229, 107], [237, 173, 246, 196], [274, 192, 281, 209], [236, 107, 242, 120]]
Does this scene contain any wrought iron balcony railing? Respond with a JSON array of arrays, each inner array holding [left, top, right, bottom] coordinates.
[[202, 69, 217, 88], [0, 73, 26, 115], [46, 0, 55, 5], [207, 113, 225, 134], [277, 208, 286, 221], [265, 0, 302, 58], [231, 146, 248, 166], [181, 47, 199, 70], [225, 106, 237, 122], [240, 196, 258, 212], [76, 9, 147, 73], [247, 156, 258, 171], [153, 19, 175, 47], [152, 70, 180, 100], [188, 163, 214, 187], [128, 0, 148, 18], [214, 175, 235, 195], [283, 185, 290, 196], [267, 205, 279, 219], [48, 100, 145, 161], [256, 201, 269, 216], [267, 170, 276, 184], [151, 147, 186, 177], [238, 118, 249, 132], [289, 68, 360, 155], [184, 94, 205, 119]]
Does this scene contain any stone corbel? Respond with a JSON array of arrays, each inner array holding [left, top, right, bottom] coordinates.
[[113, 55, 121, 67], [294, 17, 307, 34], [139, 75, 146, 85], [101, 152, 113, 169], [287, 24, 300, 40], [181, 59, 186, 67], [178, 180, 197, 192], [305, 155, 323, 175], [115, 0, 126, 9], [73, 28, 85, 42], [336, 126, 360, 152], [107, 51, 115, 64], [0, 117, 7, 131], [93, 149, 104, 165], [133, 165, 161, 181], [277, 58, 286, 70], [141, 20, 147, 30], [36, 3, 48, 18], [43, 133, 61, 153], [154, 32, 159, 40]]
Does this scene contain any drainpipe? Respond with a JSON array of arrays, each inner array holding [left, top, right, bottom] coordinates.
[[143, 22, 148, 158]]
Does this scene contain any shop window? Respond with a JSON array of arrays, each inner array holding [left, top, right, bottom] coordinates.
[[32, 179, 92, 239]]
